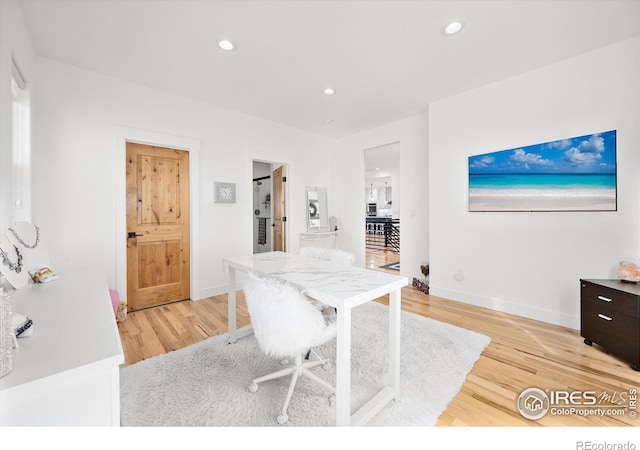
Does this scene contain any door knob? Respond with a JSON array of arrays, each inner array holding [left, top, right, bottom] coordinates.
[[127, 231, 143, 238]]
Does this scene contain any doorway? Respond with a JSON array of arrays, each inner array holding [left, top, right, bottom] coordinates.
[[252, 160, 287, 253], [363, 142, 400, 273], [126, 142, 190, 311]]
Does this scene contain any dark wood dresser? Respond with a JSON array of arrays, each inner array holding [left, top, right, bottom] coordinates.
[[580, 279, 640, 371]]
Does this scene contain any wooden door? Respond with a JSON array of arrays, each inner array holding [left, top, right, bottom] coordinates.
[[272, 165, 286, 252], [126, 143, 190, 311]]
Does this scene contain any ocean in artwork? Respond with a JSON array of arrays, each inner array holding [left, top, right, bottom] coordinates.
[[468, 131, 617, 212]]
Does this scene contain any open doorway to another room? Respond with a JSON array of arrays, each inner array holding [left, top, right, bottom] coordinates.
[[252, 161, 272, 254], [363, 142, 400, 274], [252, 160, 287, 254]]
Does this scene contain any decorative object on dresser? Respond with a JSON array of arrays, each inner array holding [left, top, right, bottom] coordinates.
[[0, 243, 23, 274], [1, 222, 52, 289], [580, 279, 640, 371], [7, 224, 40, 249], [0, 239, 28, 289], [618, 261, 640, 282]]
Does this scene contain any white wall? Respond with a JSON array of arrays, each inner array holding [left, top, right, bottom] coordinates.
[[33, 57, 335, 299], [429, 37, 640, 329], [334, 114, 429, 278], [0, 0, 35, 233]]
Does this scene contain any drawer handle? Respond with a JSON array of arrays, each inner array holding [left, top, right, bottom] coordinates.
[[597, 295, 612, 303], [597, 314, 613, 321]]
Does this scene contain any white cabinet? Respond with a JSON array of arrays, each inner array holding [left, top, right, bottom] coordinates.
[[0, 267, 124, 426]]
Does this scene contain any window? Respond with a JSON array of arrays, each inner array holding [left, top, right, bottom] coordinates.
[[11, 58, 31, 223]]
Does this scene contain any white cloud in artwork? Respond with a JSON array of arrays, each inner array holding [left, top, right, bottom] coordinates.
[[510, 149, 552, 167], [470, 155, 495, 169], [564, 134, 605, 166], [547, 139, 573, 150]]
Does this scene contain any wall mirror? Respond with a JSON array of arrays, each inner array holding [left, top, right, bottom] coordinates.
[[306, 186, 329, 232]]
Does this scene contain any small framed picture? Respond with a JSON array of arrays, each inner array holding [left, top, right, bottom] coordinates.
[[214, 182, 236, 203]]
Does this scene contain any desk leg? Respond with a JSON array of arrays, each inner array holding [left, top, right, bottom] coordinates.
[[227, 267, 237, 344], [335, 306, 352, 426], [389, 288, 401, 398]]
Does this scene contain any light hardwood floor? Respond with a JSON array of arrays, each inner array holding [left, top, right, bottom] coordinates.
[[117, 249, 638, 427]]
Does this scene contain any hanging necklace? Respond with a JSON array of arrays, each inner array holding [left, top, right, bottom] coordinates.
[[7, 224, 40, 249], [0, 244, 23, 274]]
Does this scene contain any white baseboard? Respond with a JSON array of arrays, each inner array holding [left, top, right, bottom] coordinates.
[[428, 285, 580, 331], [197, 280, 247, 301]]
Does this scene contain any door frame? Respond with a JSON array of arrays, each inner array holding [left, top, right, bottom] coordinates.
[[114, 126, 201, 303], [363, 140, 401, 270], [250, 158, 289, 253]]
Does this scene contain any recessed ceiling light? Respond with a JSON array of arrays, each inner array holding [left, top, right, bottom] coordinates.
[[442, 21, 464, 36], [218, 39, 236, 51], [323, 88, 335, 95]]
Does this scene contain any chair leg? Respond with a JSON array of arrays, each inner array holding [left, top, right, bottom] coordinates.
[[277, 354, 304, 425], [278, 368, 300, 424], [301, 367, 335, 393], [250, 365, 294, 387], [250, 352, 334, 425]]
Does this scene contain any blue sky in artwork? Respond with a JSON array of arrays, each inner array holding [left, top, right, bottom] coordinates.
[[468, 130, 616, 175]]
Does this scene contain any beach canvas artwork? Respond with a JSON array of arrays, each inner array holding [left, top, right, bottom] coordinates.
[[468, 130, 617, 212]]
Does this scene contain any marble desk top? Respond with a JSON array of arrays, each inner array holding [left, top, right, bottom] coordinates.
[[223, 251, 408, 309]]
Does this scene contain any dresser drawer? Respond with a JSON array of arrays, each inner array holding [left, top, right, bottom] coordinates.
[[581, 280, 639, 318], [581, 300, 640, 363]]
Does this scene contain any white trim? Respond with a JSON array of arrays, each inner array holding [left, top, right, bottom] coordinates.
[[428, 285, 579, 330], [113, 126, 201, 302]]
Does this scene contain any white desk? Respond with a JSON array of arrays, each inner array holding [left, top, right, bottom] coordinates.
[[0, 267, 124, 426], [223, 251, 408, 426]]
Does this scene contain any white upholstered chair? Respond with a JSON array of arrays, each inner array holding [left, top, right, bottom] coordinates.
[[299, 246, 355, 266], [243, 272, 336, 425]]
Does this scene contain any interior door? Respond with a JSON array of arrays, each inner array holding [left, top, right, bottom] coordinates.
[[126, 142, 190, 311], [272, 165, 286, 252]]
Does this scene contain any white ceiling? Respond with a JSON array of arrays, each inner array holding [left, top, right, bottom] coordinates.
[[18, 0, 640, 139]]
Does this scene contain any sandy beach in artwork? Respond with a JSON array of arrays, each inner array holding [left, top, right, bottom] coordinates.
[[469, 188, 616, 212], [467, 130, 617, 212]]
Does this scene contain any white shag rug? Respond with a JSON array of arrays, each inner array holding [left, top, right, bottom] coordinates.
[[120, 301, 490, 427]]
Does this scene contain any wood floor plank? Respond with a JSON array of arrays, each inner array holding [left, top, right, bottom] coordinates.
[[117, 249, 639, 426]]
